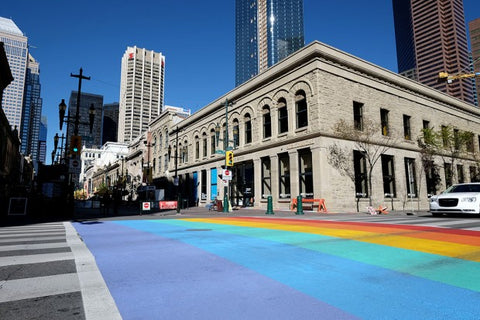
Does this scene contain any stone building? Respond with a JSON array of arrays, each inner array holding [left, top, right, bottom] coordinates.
[[150, 41, 480, 212]]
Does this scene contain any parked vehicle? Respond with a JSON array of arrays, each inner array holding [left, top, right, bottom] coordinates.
[[429, 183, 480, 216]]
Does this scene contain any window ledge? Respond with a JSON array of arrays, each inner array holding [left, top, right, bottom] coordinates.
[[295, 127, 307, 133], [278, 132, 288, 138]]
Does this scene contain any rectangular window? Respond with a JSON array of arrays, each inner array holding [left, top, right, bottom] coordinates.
[[210, 168, 217, 201], [404, 158, 417, 197], [298, 149, 313, 198], [354, 150, 368, 197], [201, 170, 207, 200], [441, 126, 449, 148], [466, 132, 474, 153], [380, 109, 389, 136], [422, 120, 430, 130], [403, 115, 411, 140], [278, 105, 288, 134], [470, 166, 480, 182], [445, 163, 453, 186], [454, 129, 460, 150], [381, 155, 396, 197], [278, 153, 290, 198], [263, 112, 272, 139], [353, 101, 363, 131], [457, 165, 464, 183], [424, 161, 439, 195], [261, 157, 271, 198], [195, 140, 199, 160]]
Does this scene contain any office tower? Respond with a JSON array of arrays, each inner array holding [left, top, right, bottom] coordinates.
[[20, 54, 43, 162], [0, 17, 28, 131], [235, 0, 304, 86], [67, 91, 103, 149], [102, 102, 119, 144], [469, 18, 480, 106], [393, 0, 474, 104], [119, 46, 165, 143], [38, 116, 47, 164]]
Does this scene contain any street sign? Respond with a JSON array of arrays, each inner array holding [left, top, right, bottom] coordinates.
[[215, 150, 225, 155], [142, 202, 151, 211], [222, 169, 232, 181]]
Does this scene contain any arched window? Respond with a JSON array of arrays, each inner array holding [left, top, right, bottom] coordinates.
[[278, 98, 288, 134], [295, 90, 308, 129], [195, 135, 200, 160], [244, 113, 252, 144], [210, 129, 216, 155], [183, 140, 188, 163], [202, 132, 207, 157], [153, 136, 157, 153], [263, 105, 271, 138], [233, 119, 239, 148], [159, 133, 163, 149]]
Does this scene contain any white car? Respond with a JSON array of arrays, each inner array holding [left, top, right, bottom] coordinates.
[[430, 183, 480, 216]]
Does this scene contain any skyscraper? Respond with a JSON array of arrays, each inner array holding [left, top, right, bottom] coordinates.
[[20, 54, 42, 162], [38, 116, 47, 164], [102, 102, 119, 144], [392, 0, 474, 104], [0, 17, 28, 131], [118, 46, 165, 143], [469, 18, 480, 106], [67, 91, 103, 149], [235, 0, 304, 86]]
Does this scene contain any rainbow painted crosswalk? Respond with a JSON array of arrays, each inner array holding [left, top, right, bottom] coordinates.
[[76, 217, 480, 319]]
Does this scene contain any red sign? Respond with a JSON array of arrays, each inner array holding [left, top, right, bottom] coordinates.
[[142, 202, 151, 210], [159, 201, 177, 210]]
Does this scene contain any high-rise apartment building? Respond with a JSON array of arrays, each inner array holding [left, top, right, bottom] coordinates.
[[469, 18, 480, 106], [102, 102, 119, 144], [0, 17, 28, 131], [235, 0, 304, 86], [118, 46, 165, 143], [393, 0, 474, 104], [20, 54, 42, 162], [67, 91, 103, 149]]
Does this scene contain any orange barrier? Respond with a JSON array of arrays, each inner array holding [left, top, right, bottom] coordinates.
[[376, 205, 388, 214], [291, 198, 327, 213]]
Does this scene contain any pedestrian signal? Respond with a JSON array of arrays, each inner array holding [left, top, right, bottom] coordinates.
[[226, 151, 234, 167], [70, 135, 82, 156]]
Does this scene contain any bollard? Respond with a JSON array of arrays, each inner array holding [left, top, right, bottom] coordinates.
[[295, 195, 304, 215], [265, 196, 274, 215]]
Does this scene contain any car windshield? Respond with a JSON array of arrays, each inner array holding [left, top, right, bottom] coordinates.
[[444, 184, 480, 193]]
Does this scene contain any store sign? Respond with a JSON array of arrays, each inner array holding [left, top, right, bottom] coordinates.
[[159, 201, 177, 210]]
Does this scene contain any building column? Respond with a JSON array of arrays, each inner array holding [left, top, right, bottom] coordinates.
[[311, 146, 324, 199], [270, 154, 279, 207], [289, 150, 299, 200], [253, 157, 262, 208]]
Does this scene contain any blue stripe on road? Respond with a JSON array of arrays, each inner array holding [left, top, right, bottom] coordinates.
[[74, 221, 358, 320], [114, 219, 480, 320]]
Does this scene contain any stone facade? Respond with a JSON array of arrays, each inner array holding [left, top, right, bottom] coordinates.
[[148, 41, 480, 212]]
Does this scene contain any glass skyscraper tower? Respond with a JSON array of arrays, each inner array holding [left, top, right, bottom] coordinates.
[[235, 0, 304, 86]]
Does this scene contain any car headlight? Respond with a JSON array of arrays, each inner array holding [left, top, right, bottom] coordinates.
[[461, 197, 477, 202], [430, 197, 438, 203]]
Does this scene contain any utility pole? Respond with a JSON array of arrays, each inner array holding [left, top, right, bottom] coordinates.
[[70, 68, 90, 136]]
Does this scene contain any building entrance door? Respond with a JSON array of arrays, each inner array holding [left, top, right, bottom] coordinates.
[[231, 161, 254, 207]]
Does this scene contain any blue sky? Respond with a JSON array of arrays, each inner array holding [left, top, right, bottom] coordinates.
[[1, 1, 479, 164]]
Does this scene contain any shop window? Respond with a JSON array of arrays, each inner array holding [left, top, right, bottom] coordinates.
[[295, 91, 308, 129], [298, 149, 313, 198], [278, 153, 290, 198], [278, 98, 288, 134], [261, 157, 271, 198], [201, 170, 207, 200], [263, 106, 271, 138], [354, 150, 368, 197], [381, 155, 396, 197], [405, 158, 417, 197]]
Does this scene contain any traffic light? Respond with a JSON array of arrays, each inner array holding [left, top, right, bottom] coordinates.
[[70, 135, 82, 156], [226, 151, 234, 167]]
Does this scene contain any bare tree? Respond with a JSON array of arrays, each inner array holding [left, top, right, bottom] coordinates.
[[328, 118, 398, 206], [418, 125, 474, 186]]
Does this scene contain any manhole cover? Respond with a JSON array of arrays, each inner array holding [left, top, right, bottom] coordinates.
[[185, 229, 212, 232]]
